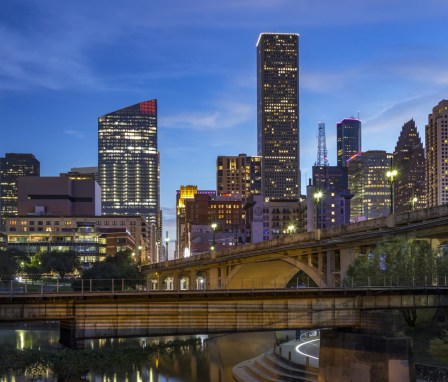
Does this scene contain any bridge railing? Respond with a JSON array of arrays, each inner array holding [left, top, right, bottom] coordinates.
[[1, 275, 448, 296]]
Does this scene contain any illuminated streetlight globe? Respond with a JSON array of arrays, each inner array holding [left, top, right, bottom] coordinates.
[[313, 191, 323, 201], [211, 223, 217, 230], [386, 169, 398, 180]]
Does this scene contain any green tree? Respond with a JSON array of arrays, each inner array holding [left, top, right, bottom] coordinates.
[[83, 250, 141, 280], [0, 247, 28, 280], [345, 239, 446, 287], [38, 250, 81, 280], [344, 238, 448, 326]]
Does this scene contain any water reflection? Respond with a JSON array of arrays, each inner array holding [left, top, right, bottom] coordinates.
[[0, 323, 275, 382]]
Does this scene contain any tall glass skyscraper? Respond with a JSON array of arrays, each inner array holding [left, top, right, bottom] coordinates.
[[0, 153, 40, 230], [337, 118, 361, 167], [257, 33, 300, 200], [426, 99, 448, 207], [393, 119, 426, 213], [98, 99, 160, 229]]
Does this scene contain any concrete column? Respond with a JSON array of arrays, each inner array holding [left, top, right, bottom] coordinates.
[[339, 247, 357, 281], [190, 270, 197, 290], [59, 319, 77, 349], [220, 266, 228, 288], [319, 311, 415, 382], [172, 271, 180, 291], [326, 250, 335, 288], [208, 268, 219, 289], [318, 251, 325, 284]]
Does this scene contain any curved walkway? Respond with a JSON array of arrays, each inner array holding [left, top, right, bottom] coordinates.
[[233, 332, 319, 382]]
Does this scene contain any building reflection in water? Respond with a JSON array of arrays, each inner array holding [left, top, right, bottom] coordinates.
[[0, 323, 276, 382]]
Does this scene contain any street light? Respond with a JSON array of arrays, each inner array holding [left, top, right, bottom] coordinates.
[[287, 224, 295, 234], [211, 223, 217, 251], [386, 169, 398, 214], [411, 196, 418, 211], [313, 191, 323, 230]]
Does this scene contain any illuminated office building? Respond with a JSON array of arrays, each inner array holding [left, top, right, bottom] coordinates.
[[307, 166, 352, 231], [348, 151, 392, 221], [337, 118, 361, 167], [5, 216, 147, 264], [98, 100, 160, 261], [0, 153, 40, 231], [217, 154, 261, 198], [426, 99, 448, 207], [62, 166, 99, 182], [257, 33, 300, 200], [393, 119, 426, 213]]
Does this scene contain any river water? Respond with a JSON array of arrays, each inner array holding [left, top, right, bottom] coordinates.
[[0, 322, 277, 382]]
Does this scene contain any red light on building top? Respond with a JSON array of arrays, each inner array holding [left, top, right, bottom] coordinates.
[[140, 100, 157, 116]]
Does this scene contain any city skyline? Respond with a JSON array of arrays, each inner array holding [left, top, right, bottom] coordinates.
[[1, 1, 448, 256]]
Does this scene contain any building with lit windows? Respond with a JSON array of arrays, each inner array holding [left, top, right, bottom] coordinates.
[[426, 100, 448, 207], [393, 119, 426, 213], [217, 154, 261, 199], [257, 33, 300, 200], [306, 166, 352, 231], [98, 100, 160, 262], [5, 215, 147, 264], [348, 151, 392, 221], [176, 191, 244, 256], [61, 166, 99, 182], [0, 153, 40, 231], [337, 118, 361, 167], [244, 194, 303, 243], [18, 176, 101, 217], [176, 186, 216, 258]]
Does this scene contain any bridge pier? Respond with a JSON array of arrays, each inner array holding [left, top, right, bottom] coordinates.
[[318, 310, 415, 382], [208, 268, 219, 289], [59, 319, 78, 349]]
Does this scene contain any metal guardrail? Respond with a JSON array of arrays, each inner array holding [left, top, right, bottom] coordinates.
[[1, 277, 448, 297]]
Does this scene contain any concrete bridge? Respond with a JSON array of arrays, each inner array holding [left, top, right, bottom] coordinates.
[[143, 205, 448, 290], [0, 287, 447, 347]]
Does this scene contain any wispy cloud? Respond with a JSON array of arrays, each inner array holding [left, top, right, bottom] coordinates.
[[160, 101, 253, 131], [64, 130, 85, 138]]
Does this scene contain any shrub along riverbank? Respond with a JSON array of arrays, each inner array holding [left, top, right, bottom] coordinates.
[[0, 337, 201, 381]]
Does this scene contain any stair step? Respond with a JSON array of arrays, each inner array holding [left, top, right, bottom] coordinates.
[[256, 355, 317, 381], [233, 352, 318, 382]]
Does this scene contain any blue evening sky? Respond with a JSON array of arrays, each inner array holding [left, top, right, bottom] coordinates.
[[1, 0, 448, 255]]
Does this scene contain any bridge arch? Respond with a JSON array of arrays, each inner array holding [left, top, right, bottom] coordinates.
[[224, 258, 326, 289]]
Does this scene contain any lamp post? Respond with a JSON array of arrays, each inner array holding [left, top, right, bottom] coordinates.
[[386, 169, 398, 214], [287, 224, 295, 234], [411, 196, 418, 211], [313, 191, 323, 230], [211, 223, 217, 251]]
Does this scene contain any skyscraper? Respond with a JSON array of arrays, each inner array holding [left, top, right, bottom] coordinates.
[[426, 99, 448, 207], [257, 33, 300, 200], [0, 153, 40, 230], [337, 118, 361, 167], [98, 100, 160, 260], [393, 119, 426, 213], [348, 151, 392, 221], [216, 154, 261, 198]]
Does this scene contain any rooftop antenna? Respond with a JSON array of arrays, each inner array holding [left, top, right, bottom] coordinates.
[[315, 122, 329, 167]]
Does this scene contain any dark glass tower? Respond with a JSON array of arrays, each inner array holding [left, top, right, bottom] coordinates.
[[393, 119, 426, 213], [98, 100, 159, 228], [0, 153, 40, 230], [257, 33, 300, 200], [337, 118, 361, 167]]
